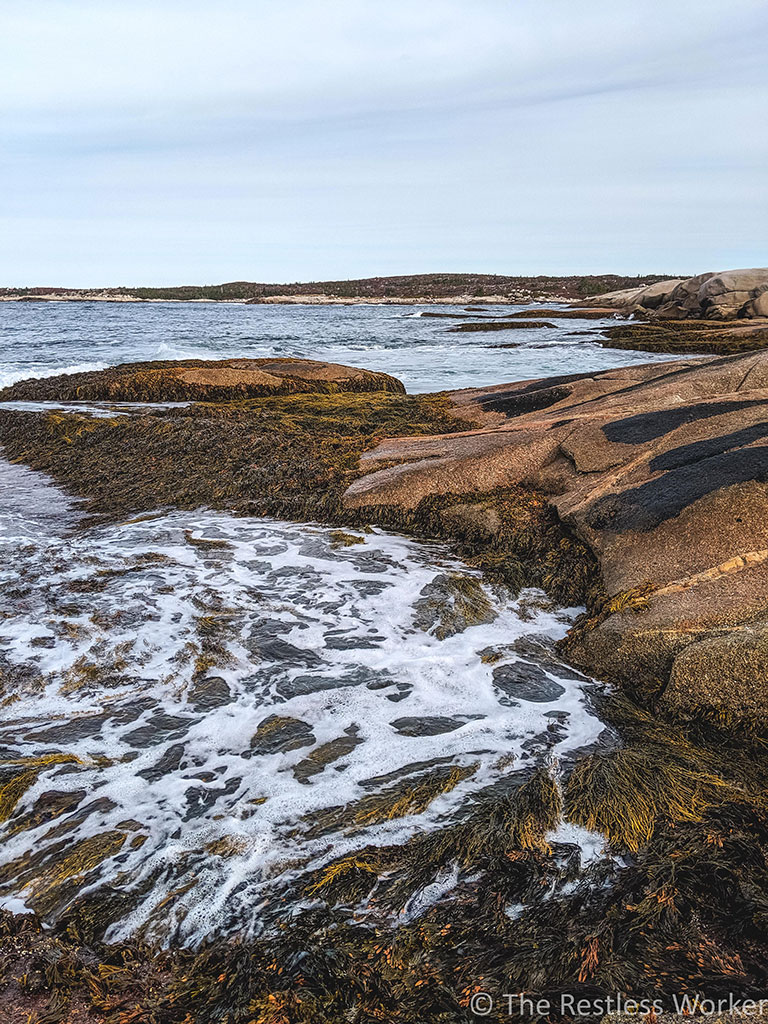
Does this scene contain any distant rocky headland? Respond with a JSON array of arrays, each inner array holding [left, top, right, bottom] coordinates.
[[585, 267, 768, 320]]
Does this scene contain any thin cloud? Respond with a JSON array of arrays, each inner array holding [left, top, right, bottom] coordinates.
[[0, 0, 766, 284]]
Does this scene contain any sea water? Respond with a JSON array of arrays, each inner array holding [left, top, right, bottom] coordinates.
[[0, 299, 680, 393], [0, 462, 608, 944]]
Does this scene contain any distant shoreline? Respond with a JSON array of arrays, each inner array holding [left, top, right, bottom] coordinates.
[[0, 273, 673, 306], [0, 292, 570, 306]]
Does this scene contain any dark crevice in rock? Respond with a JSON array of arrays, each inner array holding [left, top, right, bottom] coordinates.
[[473, 384, 573, 417]]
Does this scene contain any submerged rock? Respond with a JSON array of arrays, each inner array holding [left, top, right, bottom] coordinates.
[[492, 661, 566, 703], [188, 675, 232, 710], [250, 714, 315, 755], [292, 727, 363, 782], [412, 572, 496, 639], [390, 715, 484, 736]]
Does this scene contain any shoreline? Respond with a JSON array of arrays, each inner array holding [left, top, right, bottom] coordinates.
[[0, 292, 573, 306]]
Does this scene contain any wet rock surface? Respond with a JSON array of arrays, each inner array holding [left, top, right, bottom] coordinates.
[[250, 714, 317, 755], [390, 715, 485, 736], [492, 661, 567, 703]]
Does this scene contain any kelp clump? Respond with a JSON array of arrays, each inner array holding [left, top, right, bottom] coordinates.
[[601, 320, 768, 355], [4, 723, 768, 1023]]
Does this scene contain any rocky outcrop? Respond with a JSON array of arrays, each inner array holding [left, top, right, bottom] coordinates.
[[0, 358, 405, 402], [600, 319, 768, 355], [592, 268, 768, 321], [448, 320, 556, 332], [344, 353, 768, 719], [589, 278, 686, 313]]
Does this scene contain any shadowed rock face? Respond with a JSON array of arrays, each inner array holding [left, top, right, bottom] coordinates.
[[0, 357, 405, 402], [344, 351, 768, 718]]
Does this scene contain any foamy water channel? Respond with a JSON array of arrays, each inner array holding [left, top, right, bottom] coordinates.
[[0, 457, 609, 944]]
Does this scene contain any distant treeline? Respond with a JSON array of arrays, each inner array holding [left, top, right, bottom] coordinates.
[[0, 273, 671, 301]]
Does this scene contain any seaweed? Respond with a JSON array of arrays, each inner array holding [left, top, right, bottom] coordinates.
[[3, 368, 768, 1020], [0, 396, 603, 614], [601, 321, 768, 355], [0, 754, 83, 823], [0, 358, 406, 403]]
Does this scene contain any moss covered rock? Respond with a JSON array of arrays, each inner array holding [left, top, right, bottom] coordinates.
[[663, 626, 768, 720], [0, 357, 405, 402], [601, 319, 768, 354]]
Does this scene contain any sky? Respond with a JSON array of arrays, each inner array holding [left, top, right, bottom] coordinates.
[[1, 0, 766, 286]]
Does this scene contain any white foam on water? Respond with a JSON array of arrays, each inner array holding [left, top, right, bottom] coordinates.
[[0, 362, 108, 389], [0, 400, 191, 417], [398, 862, 461, 924], [0, 461, 609, 946], [0, 896, 35, 917], [546, 821, 607, 866]]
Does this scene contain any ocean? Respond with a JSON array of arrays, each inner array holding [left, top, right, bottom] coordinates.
[[0, 299, 677, 393]]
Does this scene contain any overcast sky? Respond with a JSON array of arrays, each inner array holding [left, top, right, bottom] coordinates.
[[1, 0, 766, 286]]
